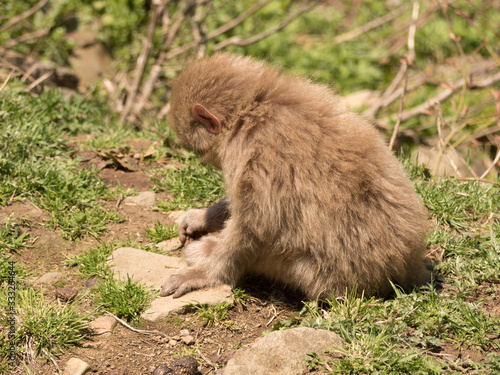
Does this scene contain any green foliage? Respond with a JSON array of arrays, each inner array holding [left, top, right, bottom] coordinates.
[[232, 287, 250, 308], [189, 302, 233, 327], [65, 242, 116, 279], [153, 155, 225, 211], [145, 221, 178, 243], [95, 275, 156, 323], [90, 0, 148, 48], [0, 89, 122, 239], [0, 287, 91, 363], [0, 218, 31, 254]]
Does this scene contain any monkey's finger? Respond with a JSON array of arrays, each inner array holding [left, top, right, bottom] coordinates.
[[172, 283, 191, 298], [178, 224, 188, 243], [160, 279, 180, 296]]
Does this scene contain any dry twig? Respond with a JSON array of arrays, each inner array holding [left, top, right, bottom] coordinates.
[[378, 70, 500, 127], [388, 60, 408, 151], [333, 4, 411, 44], [120, 1, 167, 124], [107, 313, 169, 337], [0, 0, 50, 33], [214, 0, 317, 50]]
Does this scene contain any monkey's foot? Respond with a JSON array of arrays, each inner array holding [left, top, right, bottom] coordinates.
[[160, 269, 214, 298]]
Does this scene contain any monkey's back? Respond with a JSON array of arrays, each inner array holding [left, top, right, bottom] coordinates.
[[219, 68, 430, 298]]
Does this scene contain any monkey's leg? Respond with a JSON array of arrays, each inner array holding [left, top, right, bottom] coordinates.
[[178, 198, 230, 244], [161, 218, 250, 298]]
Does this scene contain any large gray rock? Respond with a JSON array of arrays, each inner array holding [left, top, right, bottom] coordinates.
[[107, 247, 232, 322], [223, 327, 344, 375], [123, 191, 156, 208]]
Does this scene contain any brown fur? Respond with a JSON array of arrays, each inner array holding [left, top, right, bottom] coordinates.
[[161, 53, 431, 299]]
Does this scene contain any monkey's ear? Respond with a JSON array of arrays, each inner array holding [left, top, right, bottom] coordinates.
[[192, 104, 222, 134]]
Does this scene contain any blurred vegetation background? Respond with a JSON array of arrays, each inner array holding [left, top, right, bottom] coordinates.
[[0, 0, 499, 178]]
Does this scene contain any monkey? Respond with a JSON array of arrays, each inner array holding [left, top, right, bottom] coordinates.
[[160, 52, 431, 299]]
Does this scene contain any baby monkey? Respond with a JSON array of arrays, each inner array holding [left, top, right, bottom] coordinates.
[[161, 53, 431, 299]]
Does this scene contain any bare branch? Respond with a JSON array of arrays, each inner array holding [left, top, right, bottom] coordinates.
[[378, 70, 500, 127], [26, 71, 52, 92], [120, 2, 166, 124], [4, 27, 50, 48], [214, 1, 318, 50], [406, 1, 419, 64], [0, 71, 13, 92], [0, 0, 49, 33], [206, 0, 273, 40], [388, 60, 408, 151], [333, 4, 411, 44], [480, 148, 500, 179]]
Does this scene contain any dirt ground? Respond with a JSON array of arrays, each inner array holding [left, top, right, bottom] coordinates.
[[2, 139, 498, 374], [3, 140, 308, 375]]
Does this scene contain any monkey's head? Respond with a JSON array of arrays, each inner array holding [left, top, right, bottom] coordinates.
[[168, 53, 265, 167]]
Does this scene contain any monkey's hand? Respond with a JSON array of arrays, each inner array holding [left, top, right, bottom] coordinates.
[[178, 209, 210, 244], [178, 199, 230, 244], [160, 269, 213, 298]]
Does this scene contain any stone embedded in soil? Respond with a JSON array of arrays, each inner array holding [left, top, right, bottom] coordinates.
[[223, 327, 345, 375], [123, 191, 156, 208], [107, 247, 232, 322], [170, 356, 198, 375], [55, 286, 79, 302], [34, 272, 66, 286], [180, 335, 195, 345], [108, 367, 128, 375], [156, 237, 183, 253], [151, 364, 174, 375], [63, 357, 90, 375], [89, 316, 117, 337]]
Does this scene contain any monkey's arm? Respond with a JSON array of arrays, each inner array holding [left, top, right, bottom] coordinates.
[[178, 198, 230, 244], [161, 217, 250, 298]]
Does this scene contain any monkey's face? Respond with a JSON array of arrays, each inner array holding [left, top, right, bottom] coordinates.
[[168, 107, 222, 169]]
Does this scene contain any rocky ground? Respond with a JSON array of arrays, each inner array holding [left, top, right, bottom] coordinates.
[[4, 140, 340, 375]]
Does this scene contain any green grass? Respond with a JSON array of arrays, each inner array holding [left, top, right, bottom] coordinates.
[[0, 218, 31, 255], [0, 89, 123, 240], [65, 242, 117, 279], [145, 221, 178, 243], [152, 155, 225, 211], [0, 287, 91, 370], [94, 275, 156, 323]]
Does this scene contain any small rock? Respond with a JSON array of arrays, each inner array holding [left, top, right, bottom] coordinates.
[[55, 286, 79, 302], [214, 350, 236, 366], [224, 327, 345, 375], [109, 367, 128, 375], [171, 356, 198, 375], [168, 339, 178, 347], [181, 335, 194, 345], [123, 191, 156, 208], [63, 357, 90, 375], [151, 364, 173, 375], [179, 329, 190, 337], [34, 272, 66, 286], [167, 210, 186, 224], [156, 238, 182, 253], [89, 316, 117, 337], [84, 278, 98, 288]]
